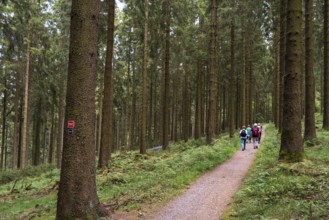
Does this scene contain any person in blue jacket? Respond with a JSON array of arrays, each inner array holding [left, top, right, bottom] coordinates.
[[239, 126, 248, 151]]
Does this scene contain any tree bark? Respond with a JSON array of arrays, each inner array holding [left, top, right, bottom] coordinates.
[[247, 45, 253, 125], [323, 0, 329, 129], [130, 63, 137, 149], [56, 0, 105, 218], [98, 0, 115, 168], [140, 0, 149, 154], [1, 78, 7, 170], [304, 0, 316, 140], [207, 0, 218, 144], [279, 0, 287, 132], [279, 0, 305, 162], [238, 22, 246, 128], [162, 0, 170, 149], [32, 98, 41, 166], [183, 62, 189, 142], [273, 25, 280, 128], [229, 19, 236, 137], [21, 34, 31, 169], [12, 67, 21, 169], [48, 94, 56, 164], [194, 60, 202, 139], [56, 77, 66, 168]]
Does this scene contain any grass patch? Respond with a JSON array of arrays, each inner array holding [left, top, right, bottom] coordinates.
[[222, 123, 329, 220], [0, 133, 240, 219], [0, 164, 57, 185], [98, 135, 240, 211]]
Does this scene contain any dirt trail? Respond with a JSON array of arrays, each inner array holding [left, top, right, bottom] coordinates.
[[145, 127, 265, 220], [112, 127, 265, 220]]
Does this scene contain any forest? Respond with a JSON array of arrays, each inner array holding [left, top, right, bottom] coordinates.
[[0, 0, 329, 219]]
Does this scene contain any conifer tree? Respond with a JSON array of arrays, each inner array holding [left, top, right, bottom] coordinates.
[[279, 0, 305, 162]]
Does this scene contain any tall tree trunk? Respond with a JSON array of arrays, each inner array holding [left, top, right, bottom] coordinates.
[[242, 30, 248, 125], [153, 65, 159, 144], [32, 98, 41, 166], [140, 0, 149, 154], [194, 60, 202, 139], [194, 58, 203, 139], [4, 126, 8, 169], [220, 82, 225, 130], [279, 0, 305, 162], [229, 19, 236, 137], [207, 0, 218, 144], [98, 0, 115, 168], [48, 99, 55, 164], [273, 26, 280, 128], [96, 91, 102, 154], [239, 25, 246, 127], [247, 46, 253, 125], [148, 65, 154, 146], [42, 117, 48, 164], [18, 97, 24, 168], [171, 68, 178, 141], [56, 77, 66, 168], [1, 78, 7, 170], [323, 0, 329, 129], [12, 68, 21, 169], [183, 63, 189, 142], [201, 64, 206, 135], [56, 0, 105, 218], [304, 0, 316, 140], [201, 63, 208, 136], [162, 0, 170, 149], [130, 64, 136, 149], [195, 17, 204, 139], [279, 0, 287, 132], [21, 34, 31, 169]]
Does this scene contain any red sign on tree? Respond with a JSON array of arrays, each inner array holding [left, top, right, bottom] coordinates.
[[68, 120, 75, 128]]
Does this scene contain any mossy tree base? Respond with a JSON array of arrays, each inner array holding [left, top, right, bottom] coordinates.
[[278, 150, 306, 163]]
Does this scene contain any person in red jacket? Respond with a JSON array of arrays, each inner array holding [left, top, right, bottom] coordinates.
[[251, 123, 260, 149]]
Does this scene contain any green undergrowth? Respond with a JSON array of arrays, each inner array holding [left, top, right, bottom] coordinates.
[[0, 164, 57, 185], [97, 135, 240, 211], [222, 123, 329, 220], [0, 133, 240, 219]]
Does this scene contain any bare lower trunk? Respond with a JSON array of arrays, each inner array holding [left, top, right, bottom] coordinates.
[[323, 0, 329, 129], [56, 77, 66, 168], [1, 79, 7, 170], [140, 0, 148, 154], [304, 0, 316, 140], [207, 0, 218, 144], [162, 0, 170, 149], [279, 0, 305, 162], [21, 37, 31, 169], [98, 0, 115, 168], [12, 69, 20, 169], [56, 0, 105, 218]]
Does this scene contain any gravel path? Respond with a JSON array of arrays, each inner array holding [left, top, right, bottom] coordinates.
[[144, 127, 265, 220]]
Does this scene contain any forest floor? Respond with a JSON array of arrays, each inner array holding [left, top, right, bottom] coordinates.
[[110, 128, 265, 220]]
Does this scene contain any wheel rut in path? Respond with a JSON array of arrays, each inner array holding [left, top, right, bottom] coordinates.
[[144, 127, 265, 220]]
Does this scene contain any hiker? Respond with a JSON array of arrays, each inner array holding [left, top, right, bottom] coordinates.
[[239, 125, 248, 151], [246, 124, 252, 143], [251, 123, 259, 149], [257, 123, 262, 143]]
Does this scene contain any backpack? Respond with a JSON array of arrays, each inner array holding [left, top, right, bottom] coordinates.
[[252, 127, 259, 137], [240, 129, 247, 137]]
